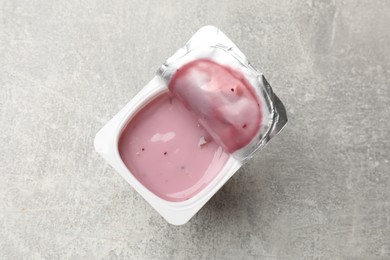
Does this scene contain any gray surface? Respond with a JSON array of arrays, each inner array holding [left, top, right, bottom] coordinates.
[[1, 0, 390, 259]]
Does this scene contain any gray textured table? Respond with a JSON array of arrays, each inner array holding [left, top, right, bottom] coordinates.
[[1, 0, 389, 259]]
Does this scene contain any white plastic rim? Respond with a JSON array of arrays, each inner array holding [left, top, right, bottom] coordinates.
[[94, 26, 251, 225]]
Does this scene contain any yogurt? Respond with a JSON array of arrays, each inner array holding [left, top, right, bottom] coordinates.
[[119, 93, 229, 202]]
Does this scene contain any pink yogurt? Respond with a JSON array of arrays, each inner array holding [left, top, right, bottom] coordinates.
[[119, 93, 230, 202]]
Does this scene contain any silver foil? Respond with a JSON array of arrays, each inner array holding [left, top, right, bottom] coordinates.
[[157, 26, 287, 162]]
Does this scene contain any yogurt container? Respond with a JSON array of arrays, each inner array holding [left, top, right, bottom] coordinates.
[[94, 26, 287, 225]]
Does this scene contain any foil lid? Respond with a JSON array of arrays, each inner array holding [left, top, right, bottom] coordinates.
[[157, 26, 287, 162]]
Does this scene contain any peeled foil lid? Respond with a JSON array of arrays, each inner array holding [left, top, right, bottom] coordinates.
[[157, 26, 287, 162]]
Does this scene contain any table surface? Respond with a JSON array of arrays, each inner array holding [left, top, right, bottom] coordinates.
[[1, 0, 390, 259]]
